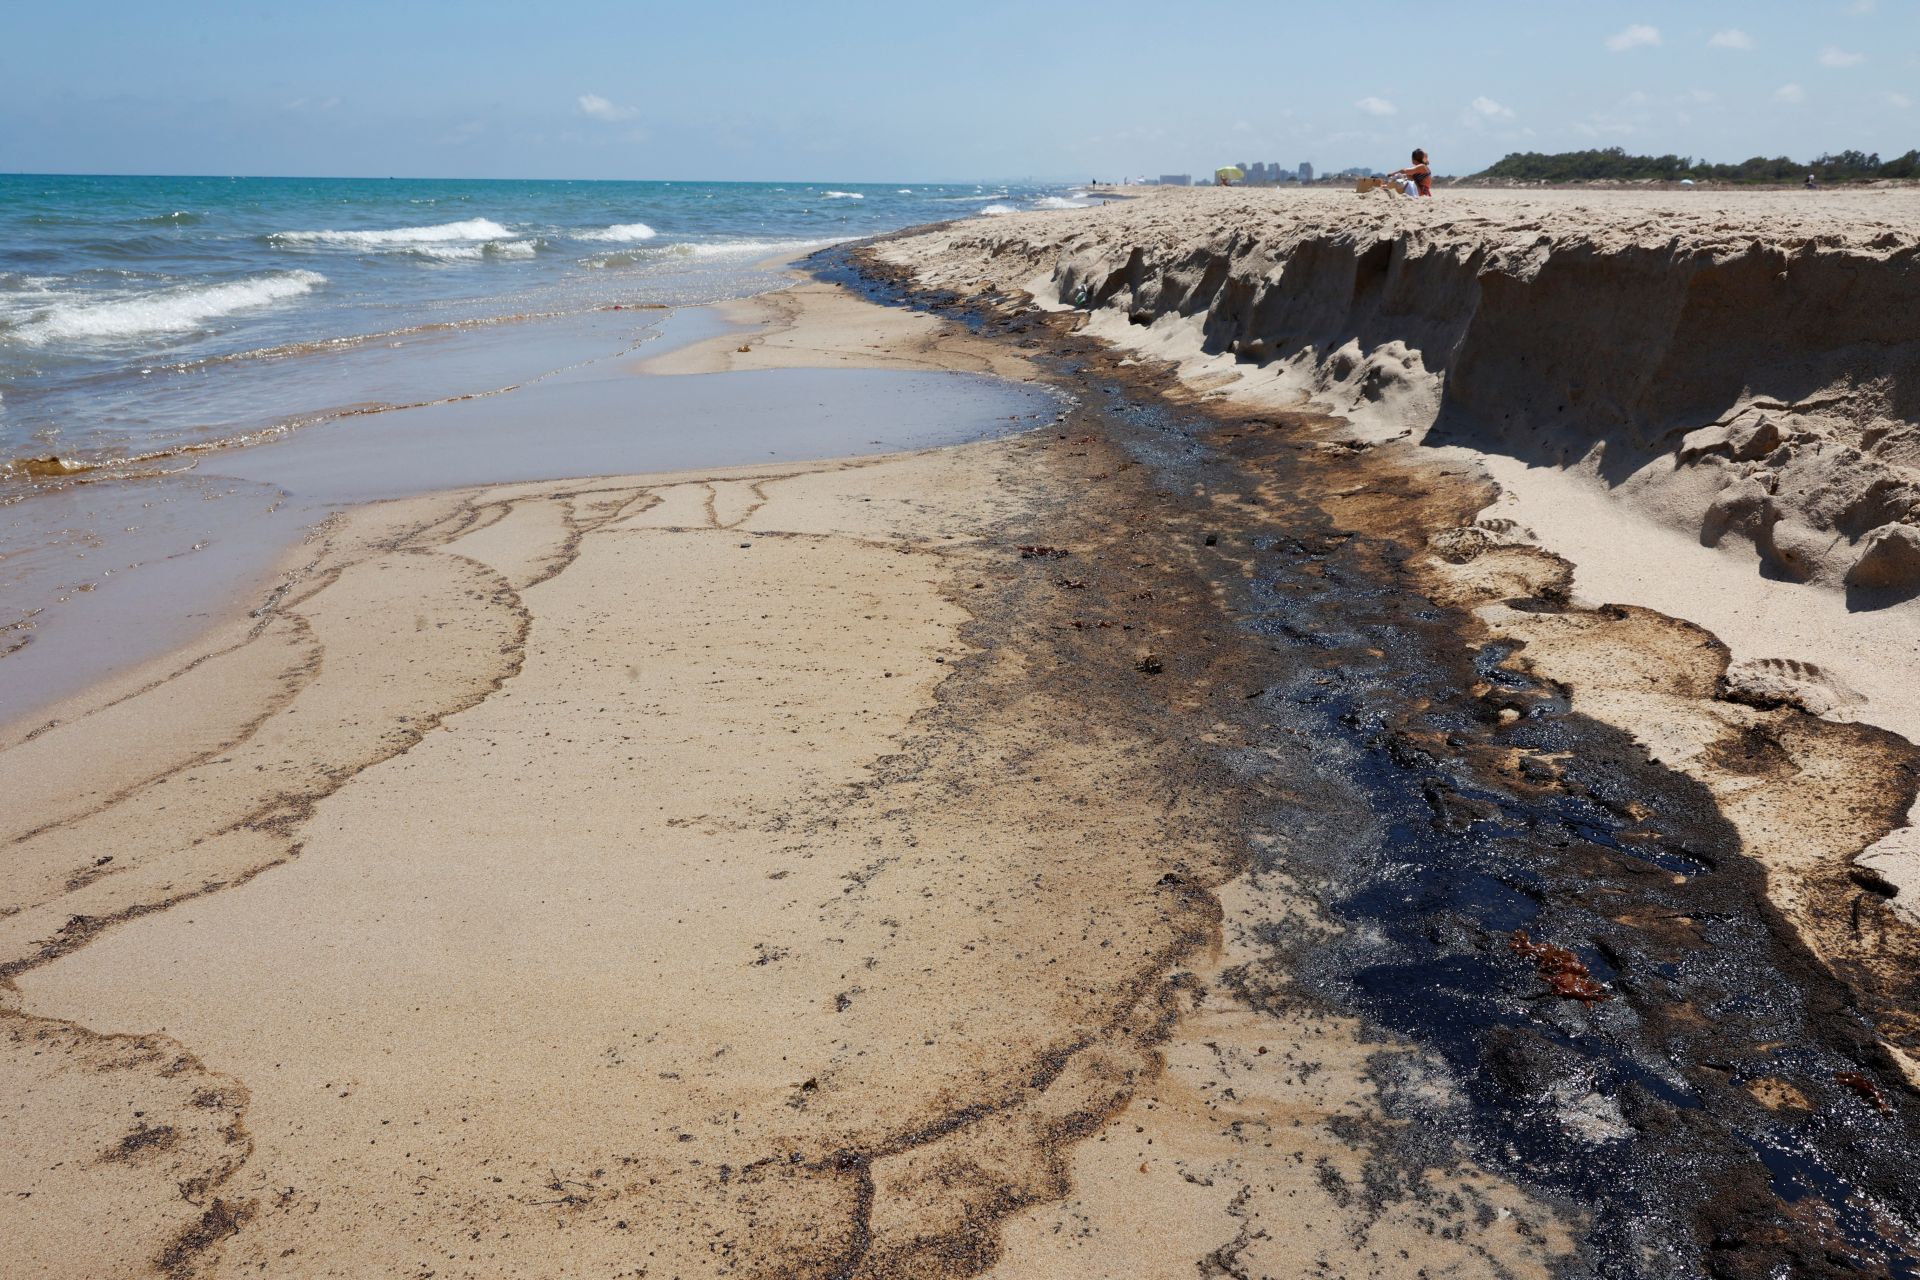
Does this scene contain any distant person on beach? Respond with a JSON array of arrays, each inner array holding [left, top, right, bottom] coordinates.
[[1387, 149, 1433, 197], [1806, 173, 1819, 190]]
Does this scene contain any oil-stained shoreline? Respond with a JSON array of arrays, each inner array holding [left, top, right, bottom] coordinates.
[[3, 232, 1917, 1279], [825, 239, 1920, 1276]]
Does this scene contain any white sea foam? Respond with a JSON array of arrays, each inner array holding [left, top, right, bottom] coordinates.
[[7, 271, 326, 345], [978, 204, 1020, 216], [579, 236, 850, 271], [1031, 196, 1091, 210], [575, 222, 659, 243], [821, 191, 864, 200], [407, 239, 541, 262], [272, 218, 513, 249], [682, 236, 851, 259], [897, 188, 913, 194]]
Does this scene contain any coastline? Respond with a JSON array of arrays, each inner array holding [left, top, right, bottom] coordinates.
[[2, 265, 1577, 1278], [0, 289, 1055, 734], [8, 190, 1920, 1277]]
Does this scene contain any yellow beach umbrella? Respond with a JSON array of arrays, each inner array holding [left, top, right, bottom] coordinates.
[[1215, 166, 1245, 183]]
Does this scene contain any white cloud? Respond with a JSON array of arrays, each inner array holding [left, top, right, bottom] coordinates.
[[1773, 83, 1806, 104], [1605, 24, 1661, 52], [1355, 96, 1398, 117], [1708, 29, 1753, 50], [1889, 91, 1914, 109], [576, 93, 637, 122], [1469, 96, 1515, 119], [1818, 47, 1866, 67], [1850, 0, 1876, 13]]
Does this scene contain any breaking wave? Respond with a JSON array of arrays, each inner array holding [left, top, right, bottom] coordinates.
[[822, 191, 864, 200], [1032, 197, 1091, 210], [406, 239, 542, 262], [575, 222, 659, 243], [682, 237, 851, 259], [978, 204, 1019, 216], [271, 218, 513, 249], [583, 238, 851, 268], [3, 271, 327, 345]]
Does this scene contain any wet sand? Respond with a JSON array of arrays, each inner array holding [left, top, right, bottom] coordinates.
[[7, 217, 1920, 1278], [0, 302, 1055, 729]]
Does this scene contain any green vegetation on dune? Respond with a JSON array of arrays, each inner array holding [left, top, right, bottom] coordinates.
[[1473, 147, 1919, 184]]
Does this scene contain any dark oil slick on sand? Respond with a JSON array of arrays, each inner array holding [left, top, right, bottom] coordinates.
[[822, 240, 1920, 1278]]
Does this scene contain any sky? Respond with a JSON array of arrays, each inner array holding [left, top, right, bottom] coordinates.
[[2, 0, 1915, 182]]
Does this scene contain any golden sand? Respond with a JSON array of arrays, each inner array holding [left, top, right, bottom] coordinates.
[[3, 282, 1573, 1277]]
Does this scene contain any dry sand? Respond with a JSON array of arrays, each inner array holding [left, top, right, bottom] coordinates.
[[1, 281, 1571, 1277]]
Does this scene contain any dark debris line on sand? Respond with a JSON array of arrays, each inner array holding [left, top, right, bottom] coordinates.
[[815, 240, 1920, 1280]]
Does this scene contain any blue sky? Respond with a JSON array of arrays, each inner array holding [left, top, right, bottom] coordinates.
[[2, 1, 1914, 180]]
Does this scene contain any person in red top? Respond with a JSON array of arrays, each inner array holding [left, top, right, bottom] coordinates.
[[1388, 149, 1433, 197]]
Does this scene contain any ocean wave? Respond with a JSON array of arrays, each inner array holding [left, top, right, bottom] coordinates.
[[978, 204, 1020, 216], [0, 273, 63, 298], [575, 222, 659, 243], [1031, 196, 1091, 210], [682, 237, 851, 259], [583, 237, 850, 268], [821, 191, 864, 200], [3, 271, 326, 345], [140, 211, 204, 226], [271, 217, 513, 249], [406, 239, 542, 262]]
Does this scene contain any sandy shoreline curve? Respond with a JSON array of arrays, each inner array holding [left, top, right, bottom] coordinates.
[[7, 193, 1920, 1277], [3, 278, 1571, 1278]]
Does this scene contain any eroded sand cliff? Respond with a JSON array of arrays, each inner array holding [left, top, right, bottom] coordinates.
[[882, 187, 1920, 601]]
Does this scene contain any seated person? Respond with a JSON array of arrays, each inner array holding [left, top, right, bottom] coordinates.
[[1387, 150, 1433, 197]]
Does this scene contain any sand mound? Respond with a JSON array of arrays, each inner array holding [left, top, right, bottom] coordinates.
[[881, 187, 1920, 599]]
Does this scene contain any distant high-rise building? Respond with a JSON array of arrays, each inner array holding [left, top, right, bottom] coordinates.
[[1298, 162, 1314, 182], [1157, 173, 1192, 187]]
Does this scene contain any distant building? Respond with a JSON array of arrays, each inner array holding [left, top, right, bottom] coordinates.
[[1157, 173, 1192, 187], [1298, 162, 1314, 182]]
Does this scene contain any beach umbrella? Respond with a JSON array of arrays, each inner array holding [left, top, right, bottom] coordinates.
[[1215, 166, 1245, 183]]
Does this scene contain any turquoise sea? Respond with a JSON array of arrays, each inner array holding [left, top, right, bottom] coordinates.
[[0, 173, 1083, 723], [0, 174, 1079, 479]]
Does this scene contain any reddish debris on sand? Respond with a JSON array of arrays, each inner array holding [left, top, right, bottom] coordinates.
[[1836, 1070, 1893, 1113], [1510, 930, 1609, 1004], [1018, 545, 1069, 559]]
